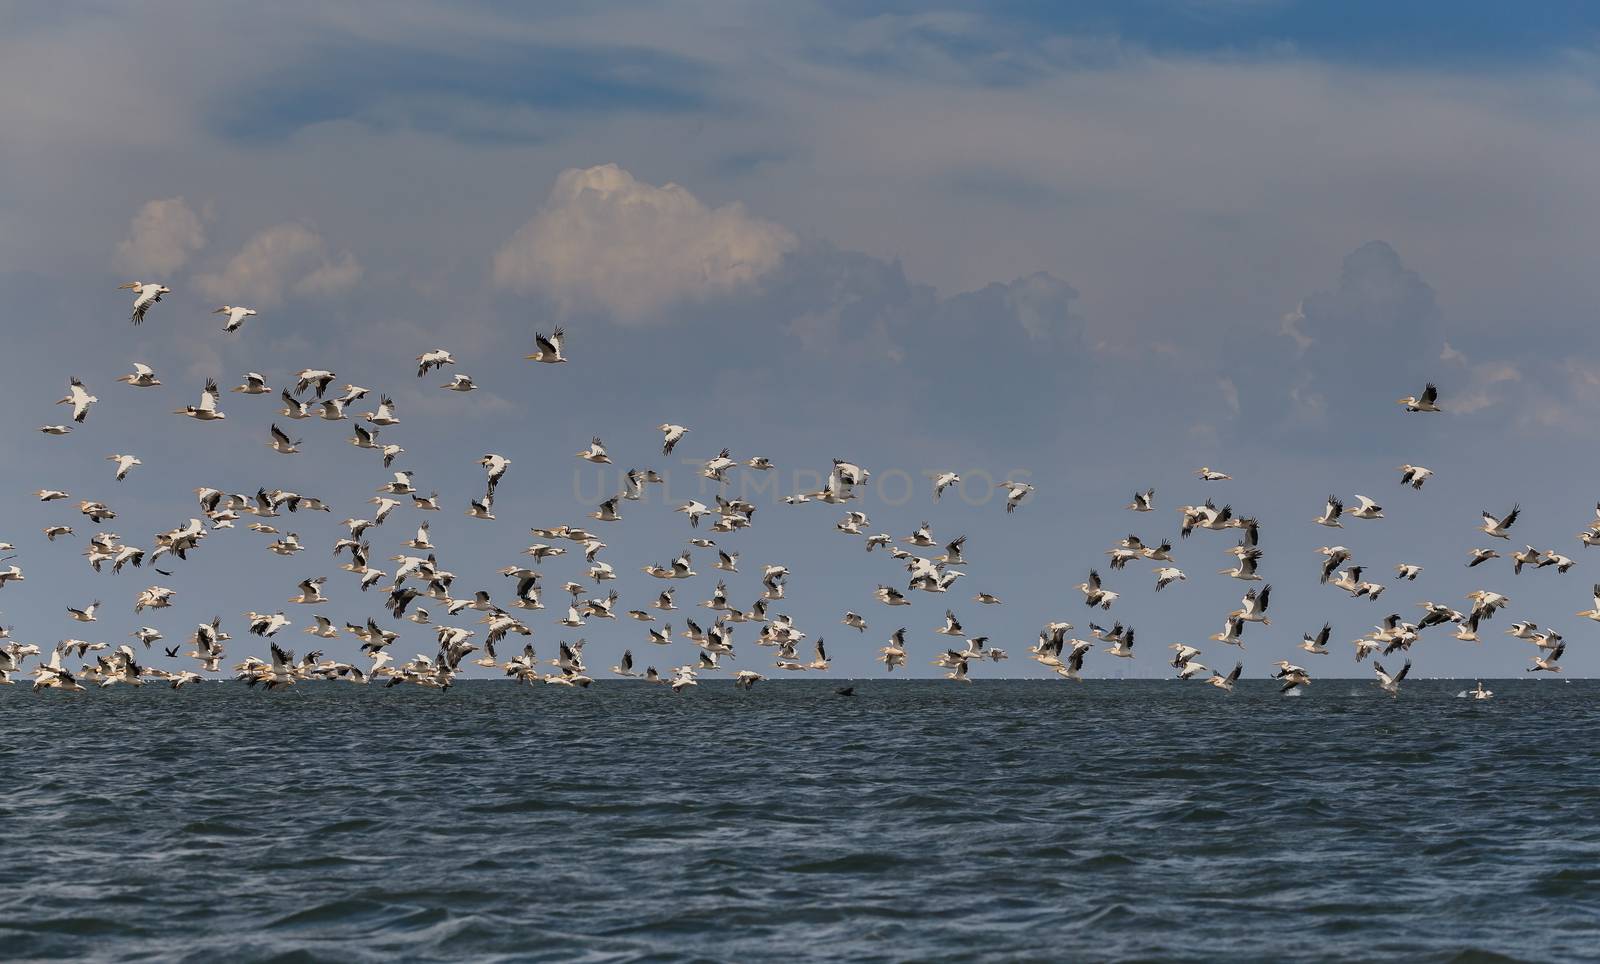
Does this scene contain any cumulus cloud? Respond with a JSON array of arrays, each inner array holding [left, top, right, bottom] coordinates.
[[194, 223, 362, 306], [491, 164, 796, 322], [113, 198, 207, 276]]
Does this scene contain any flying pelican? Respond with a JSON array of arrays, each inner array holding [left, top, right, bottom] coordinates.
[[1299, 623, 1332, 655], [1153, 567, 1185, 591], [106, 454, 141, 481], [1195, 467, 1231, 481], [1468, 548, 1500, 567], [1373, 660, 1411, 696], [1395, 563, 1423, 581], [119, 281, 169, 325], [174, 379, 226, 421], [1480, 505, 1520, 540], [1207, 662, 1242, 692], [416, 349, 455, 377], [441, 373, 477, 392], [659, 424, 688, 455], [233, 372, 271, 395], [1398, 382, 1441, 412], [1001, 480, 1034, 513], [1398, 465, 1433, 489], [58, 377, 97, 423], [1313, 495, 1344, 527], [577, 437, 611, 464], [267, 424, 300, 455], [1527, 643, 1565, 673], [1347, 495, 1384, 520], [214, 305, 258, 332], [525, 327, 567, 363], [1127, 488, 1155, 512], [116, 363, 161, 388], [1077, 570, 1117, 610]]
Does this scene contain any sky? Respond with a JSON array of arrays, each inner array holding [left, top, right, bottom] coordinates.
[[3, 1, 1600, 680]]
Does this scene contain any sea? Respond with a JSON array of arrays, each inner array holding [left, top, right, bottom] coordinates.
[[3, 678, 1598, 962]]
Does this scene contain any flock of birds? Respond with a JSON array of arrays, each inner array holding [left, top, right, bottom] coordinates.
[[0, 287, 1588, 702]]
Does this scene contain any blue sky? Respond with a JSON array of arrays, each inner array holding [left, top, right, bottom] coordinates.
[[2, 2, 1598, 680]]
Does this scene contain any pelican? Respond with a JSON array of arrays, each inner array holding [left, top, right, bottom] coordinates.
[[1527, 643, 1565, 673], [734, 670, 765, 690], [233, 372, 271, 395], [659, 423, 688, 455], [441, 373, 477, 392], [1398, 382, 1440, 412], [119, 281, 169, 324], [58, 377, 97, 423], [1127, 488, 1155, 512], [289, 577, 327, 605], [1210, 615, 1246, 648], [1153, 567, 1185, 591], [1077, 570, 1117, 610], [175, 379, 226, 421], [1195, 467, 1231, 481], [1469, 681, 1493, 700], [1468, 548, 1500, 567], [1511, 546, 1544, 575], [67, 599, 101, 622], [416, 349, 454, 377], [215, 305, 258, 332], [1480, 505, 1520, 540], [1538, 551, 1577, 574], [932, 472, 961, 500], [577, 437, 611, 464], [1577, 584, 1600, 621], [116, 363, 161, 388], [1398, 464, 1433, 489], [267, 423, 300, 455], [364, 395, 399, 426], [609, 649, 639, 678], [1395, 563, 1423, 581], [1312, 495, 1343, 528], [525, 327, 567, 363], [106, 454, 141, 481], [480, 454, 511, 492], [1207, 662, 1242, 692], [39, 425, 71, 435], [1233, 585, 1271, 625], [842, 611, 868, 632], [1347, 495, 1384, 520], [875, 585, 911, 606], [973, 592, 1002, 605], [879, 628, 907, 671], [1274, 662, 1312, 694], [1299, 622, 1332, 655], [1373, 660, 1411, 696], [1001, 480, 1034, 513]]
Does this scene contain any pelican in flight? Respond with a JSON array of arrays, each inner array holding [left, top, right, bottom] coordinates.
[[416, 349, 455, 377], [58, 377, 97, 423], [1153, 567, 1185, 591], [174, 379, 225, 421], [1195, 467, 1231, 481], [215, 305, 258, 332], [1077, 570, 1117, 610], [1207, 662, 1242, 692], [1299, 622, 1332, 655], [577, 437, 611, 464], [1480, 505, 1520, 540], [1232, 585, 1271, 625], [659, 423, 688, 455], [1395, 564, 1423, 581], [106, 454, 141, 481], [1373, 660, 1411, 697], [1398, 464, 1433, 489], [441, 373, 477, 392], [932, 472, 961, 500], [1346, 495, 1384, 520], [267, 424, 300, 455], [1313, 496, 1343, 528], [116, 363, 161, 388], [1398, 382, 1441, 412], [1001, 480, 1034, 513], [119, 281, 169, 325], [1527, 643, 1565, 673], [1127, 488, 1155, 512], [526, 327, 567, 363]]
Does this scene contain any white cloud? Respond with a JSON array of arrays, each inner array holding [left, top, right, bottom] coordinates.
[[491, 164, 796, 322], [113, 198, 207, 276], [194, 223, 362, 306]]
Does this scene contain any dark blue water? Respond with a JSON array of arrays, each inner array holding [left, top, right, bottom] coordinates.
[[3, 679, 1598, 962]]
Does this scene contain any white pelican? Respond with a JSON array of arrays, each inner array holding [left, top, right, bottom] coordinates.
[[39, 425, 71, 435], [267, 424, 300, 455], [1313, 495, 1343, 528], [1468, 548, 1500, 568], [1210, 615, 1246, 648], [1398, 464, 1433, 489], [58, 377, 97, 423], [1373, 660, 1411, 696], [746, 456, 773, 471], [1001, 480, 1034, 513], [441, 373, 477, 392], [67, 599, 100, 622], [1469, 681, 1493, 700], [289, 577, 327, 605], [658, 423, 688, 455], [106, 454, 141, 481], [1511, 546, 1544, 575], [1347, 495, 1384, 520], [1527, 643, 1565, 673], [932, 472, 961, 500], [525, 327, 567, 363], [1207, 662, 1242, 692], [1232, 585, 1271, 625], [1398, 382, 1440, 412], [1153, 567, 1185, 591], [119, 281, 169, 325], [1480, 505, 1520, 539], [1127, 488, 1155, 512], [480, 454, 511, 492], [1577, 584, 1600, 622], [1195, 467, 1231, 481], [306, 615, 340, 638], [116, 363, 161, 388], [973, 592, 1002, 605], [1077, 570, 1117, 610], [577, 437, 611, 464], [734, 670, 765, 690], [1538, 551, 1576, 573], [609, 649, 639, 678], [291, 369, 335, 398], [233, 372, 271, 395], [1395, 563, 1423, 581], [1299, 622, 1332, 654], [215, 305, 258, 332], [175, 379, 225, 421], [842, 611, 868, 632], [416, 349, 455, 377], [875, 585, 911, 606], [364, 395, 399, 426]]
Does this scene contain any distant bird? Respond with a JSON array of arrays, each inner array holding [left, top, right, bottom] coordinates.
[[58, 377, 97, 423], [1398, 464, 1433, 489], [106, 454, 141, 481], [233, 373, 271, 395], [525, 327, 567, 364], [1394, 563, 1423, 581], [1480, 505, 1520, 540], [118, 281, 169, 324], [116, 363, 161, 388], [214, 305, 258, 332], [1398, 382, 1441, 412], [441, 374, 477, 392], [1001, 480, 1034, 513], [416, 349, 455, 377], [932, 472, 961, 500], [1468, 548, 1500, 567], [1195, 467, 1231, 481], [658, 423, 688, 456], [1127, 488, 1155, 512]]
